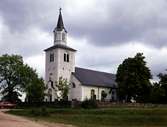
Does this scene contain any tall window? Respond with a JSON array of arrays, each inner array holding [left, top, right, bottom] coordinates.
[[90, 89, 96, 100], [64, 53, 66, 62], [50, 53, 54, 62], [67, 54, 69, 62], [64, 53, 69, 62]]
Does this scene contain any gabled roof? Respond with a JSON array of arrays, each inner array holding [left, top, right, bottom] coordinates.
[[44, 44, 77, 52], [73, 67, 117, 88]]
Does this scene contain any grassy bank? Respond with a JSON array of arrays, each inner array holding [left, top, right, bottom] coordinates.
[[7, 107, 167, 127]]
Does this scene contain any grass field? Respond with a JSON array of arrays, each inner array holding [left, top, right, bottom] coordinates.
[[7, 107, 167, 127]]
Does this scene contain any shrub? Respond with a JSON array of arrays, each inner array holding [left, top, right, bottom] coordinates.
[[81, 99, 98, 109], [30, 107, 49, 116]]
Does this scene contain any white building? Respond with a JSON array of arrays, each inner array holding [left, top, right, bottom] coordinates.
[[44, 9, 117, 102]]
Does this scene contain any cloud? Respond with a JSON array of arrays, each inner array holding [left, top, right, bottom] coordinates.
[[0, 18, 51, 57], [68, 0, 167, 48], [1, 0, 167, 48], [24, 54, 45, 77], [0, 0, 167, 79], [69, 36, 167, 78]]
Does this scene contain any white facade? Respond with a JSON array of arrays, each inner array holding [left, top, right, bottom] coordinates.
[[69, 75, 82, 101], [45, 48, 75, 101], [44, 10, 117, 102], [44, 10, 76, 102], [45, 48, 75, 82], [70, 74, 117, 101]]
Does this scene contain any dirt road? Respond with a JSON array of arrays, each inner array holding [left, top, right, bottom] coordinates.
[[0, 110, 74, 127]]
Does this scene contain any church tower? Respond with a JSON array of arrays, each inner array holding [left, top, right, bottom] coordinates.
[[44, 9, 76, 102]]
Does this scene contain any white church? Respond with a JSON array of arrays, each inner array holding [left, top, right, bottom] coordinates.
[[44, 9, 117, 102]]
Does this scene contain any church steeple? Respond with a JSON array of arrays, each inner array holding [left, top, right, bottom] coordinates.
[[53, 8, 67, 45], [56, 8, 66, 31]]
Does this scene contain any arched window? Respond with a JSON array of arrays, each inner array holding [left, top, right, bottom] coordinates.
[[101, 90, 107, 101], [67, 54, 69, 62], [90, 89, 96, 100], [72, 83, 76, 88]]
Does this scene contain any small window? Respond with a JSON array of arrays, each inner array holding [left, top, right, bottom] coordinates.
[[67, 54, 69, 62], [64, 53, 66, 62], [72, 83, 76, 88], [64, 53, 69, 62], [50, 53, 54, 62]]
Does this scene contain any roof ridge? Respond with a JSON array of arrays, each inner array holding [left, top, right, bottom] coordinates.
[[75, 67, 114, 75]]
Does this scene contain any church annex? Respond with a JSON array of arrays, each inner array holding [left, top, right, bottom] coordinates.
[[44, 9, 117, 102]]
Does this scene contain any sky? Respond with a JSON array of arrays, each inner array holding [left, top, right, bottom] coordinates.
[[0, 0, 167, 81]]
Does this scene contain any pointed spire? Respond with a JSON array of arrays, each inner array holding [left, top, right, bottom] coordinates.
[[56, 8, 66, 32]]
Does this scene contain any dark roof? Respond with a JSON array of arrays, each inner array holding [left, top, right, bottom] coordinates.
[[55, 8, 67, 32], [44, 44, 77, 52], [73, 67, 117, 88]]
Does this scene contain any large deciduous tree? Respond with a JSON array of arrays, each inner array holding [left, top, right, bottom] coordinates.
[[0, 54, 45, 102], [116, 53, 152, 102]]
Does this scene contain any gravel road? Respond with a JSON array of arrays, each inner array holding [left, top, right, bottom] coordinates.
[[0, 109, 74, 127]]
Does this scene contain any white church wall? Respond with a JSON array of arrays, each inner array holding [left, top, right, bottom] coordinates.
[[45, 49, 59, 101], [69, 75, 82, 101], [57, 48, 75, 82], [45, 10, 76, 102], [81, 86, 112, 101], [45, 48, 75, 101], [45, 49, 59, 83]]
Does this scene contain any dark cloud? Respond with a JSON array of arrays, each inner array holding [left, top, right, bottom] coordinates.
[[0, 0, 59, 57], [68, 0, 167, 48], [0, 0, 167, 77], [1, 0, 167, 48]]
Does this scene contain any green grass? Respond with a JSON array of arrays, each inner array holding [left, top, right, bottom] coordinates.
[[7, 107, 167, 127]]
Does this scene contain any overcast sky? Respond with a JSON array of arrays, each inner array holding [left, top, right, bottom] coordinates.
[[0, 0, 167, 80]]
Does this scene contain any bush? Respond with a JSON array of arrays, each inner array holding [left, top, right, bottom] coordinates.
[[16, 101, 71, 109], [81, 99, 98, 109], [30, 106, 49, 116]]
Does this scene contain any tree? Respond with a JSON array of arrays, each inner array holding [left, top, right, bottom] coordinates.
[[0, 54, 45, 102], [150, 82, 165, 103], [157, 72, 167, 103], [26, 78, 45, 103], [55, 77, 69, 100], [116, 53, 152, 102]]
